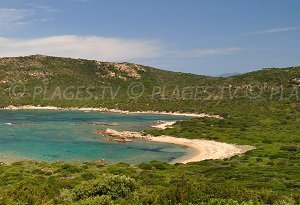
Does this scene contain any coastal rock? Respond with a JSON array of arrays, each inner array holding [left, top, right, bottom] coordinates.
[[95, 128, 149, 143], [151, 121, 177, 130]]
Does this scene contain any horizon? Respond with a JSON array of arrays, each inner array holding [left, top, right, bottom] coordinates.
[[0, 0, 299, 75]]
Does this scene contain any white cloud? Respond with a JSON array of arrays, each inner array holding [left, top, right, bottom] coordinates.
[[0, 35, 165, 61], [171, 47, 243, 58], [0, 8, 33, 28], [0, 6, 57, 31], [0, 35, 244, 61], [245, 27, 298, 36], [28, 4, 60, 13]]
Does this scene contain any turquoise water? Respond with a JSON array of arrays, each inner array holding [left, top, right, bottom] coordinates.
[[0, 110, 190, 163]]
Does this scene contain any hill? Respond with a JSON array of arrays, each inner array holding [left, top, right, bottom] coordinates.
[[0, 55, 299, 113], [0, 55, 299, 204]]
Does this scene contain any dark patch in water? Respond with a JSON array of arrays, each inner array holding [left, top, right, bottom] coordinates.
[[126, 146, 163, 152], [169, 157, 177, 161], [43, 154, 61, 159]]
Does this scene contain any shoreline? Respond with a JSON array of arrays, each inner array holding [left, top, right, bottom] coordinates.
[[0, 105, 223, 118], [0, 105, 245, 164], [98, 128, 254, 164], [152, 136, 254, 163], [151, 121, 177, 129]]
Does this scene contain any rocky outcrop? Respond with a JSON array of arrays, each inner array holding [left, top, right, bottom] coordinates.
[[95, 128, 149, 143]]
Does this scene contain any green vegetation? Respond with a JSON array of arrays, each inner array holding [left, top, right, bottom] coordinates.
[[1, 55, 298, 113], [144, 101, 300, 204], [0, 55, 299, 204]]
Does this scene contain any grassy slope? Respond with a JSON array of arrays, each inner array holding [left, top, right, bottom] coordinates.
[[0, 55, 299, 204], [0, 55, 215, 109]]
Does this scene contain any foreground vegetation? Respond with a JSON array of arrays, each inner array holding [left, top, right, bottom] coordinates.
[[1, 100, 299, 204], [0, 55, 299, 204]]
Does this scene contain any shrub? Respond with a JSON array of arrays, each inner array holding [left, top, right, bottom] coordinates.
[[77, 195, 113, 205], [256, 158, 263, 163], [240, 127, 247, 131], [138, 163, 153, 170], [147, 161, 173, 170], [280, 145, 297, 152], [60, 164, 82, 173], [262, 139, 272, 144], [197, 198, 261, 205], [81, 172, 96, 180], [60, 188, 74, 203], [73, 174, 136, 200]]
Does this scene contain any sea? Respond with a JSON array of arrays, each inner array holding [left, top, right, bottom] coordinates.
[[0, 110, 191, 163]]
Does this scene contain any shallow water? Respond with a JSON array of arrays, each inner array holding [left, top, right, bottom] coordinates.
[[0, 110, 190, 163]]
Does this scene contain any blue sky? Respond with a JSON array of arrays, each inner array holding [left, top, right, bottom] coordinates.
[[0, 0, 299, 76]]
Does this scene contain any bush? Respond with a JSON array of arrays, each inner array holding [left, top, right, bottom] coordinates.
[[280, 145, 297, 152], [262, 139, 272, 144], [197, 198, 261, 205], [148, 161, 173, 170], [73, 174, 136, 200], [256, 158, 263, 163], [81, 172, 96, 180], [60, 164, 82, 173], [77, 195, 113, 205], [60, 188, 74, 203]]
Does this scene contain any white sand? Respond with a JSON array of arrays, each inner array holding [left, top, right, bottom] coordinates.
[[100, 128, 254, 164], [149, 136, 254, 164], [1, 105, 223, 118]]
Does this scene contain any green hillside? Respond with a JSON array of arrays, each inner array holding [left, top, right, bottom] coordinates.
[[0, 55, 299, 113], [0, 55, 221, 113], [0, 55, 299, 204]]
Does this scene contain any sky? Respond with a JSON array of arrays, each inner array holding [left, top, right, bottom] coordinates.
[[0, 0, 299, 76]]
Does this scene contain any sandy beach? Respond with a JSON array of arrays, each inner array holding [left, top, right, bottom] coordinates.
[[99, 128, 254, 164], [1, 105, 223, 119], [151, 121, 177, 129], [151, 136, 254, 163]]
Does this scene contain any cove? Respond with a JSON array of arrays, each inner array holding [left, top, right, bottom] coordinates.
[[0, 110, 191, 164]]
